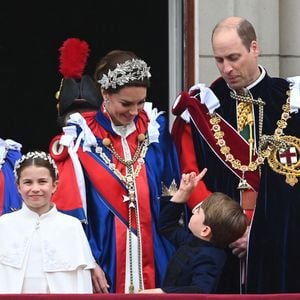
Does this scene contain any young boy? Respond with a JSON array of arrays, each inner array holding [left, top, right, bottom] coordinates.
[[140, 169, 248, 293]]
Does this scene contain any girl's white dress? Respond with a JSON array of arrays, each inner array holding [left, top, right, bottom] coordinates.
[[0, 204, 95, 293]]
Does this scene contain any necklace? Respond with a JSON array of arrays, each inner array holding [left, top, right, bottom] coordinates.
[[210, 114, 265, 190], [94, 133, 149, 293], [210, 89, 292, 190], [95, 133, 148, 203], [230, 90, 265, 106], [259, 89, 300, 186], [230, 90, 265, 154]]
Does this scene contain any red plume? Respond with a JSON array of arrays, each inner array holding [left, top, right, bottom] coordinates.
[[58, 38, 90, 79]]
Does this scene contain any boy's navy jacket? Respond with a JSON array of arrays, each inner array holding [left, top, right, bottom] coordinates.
[[159, 198, 226, 293]]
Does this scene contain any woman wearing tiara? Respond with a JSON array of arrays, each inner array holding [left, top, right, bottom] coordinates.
[[50, 41, 181, 294], [0, 151, 95, 293]]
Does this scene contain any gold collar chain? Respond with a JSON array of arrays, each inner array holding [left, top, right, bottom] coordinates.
[[95, 134, 149, 198], [230, 90, 266, 106], [259, 89, 300, 186], [95, 134, 149, 293], [210, 114, 265, 173], [259, 93, 291, 157], [210, 89, 293, 188]]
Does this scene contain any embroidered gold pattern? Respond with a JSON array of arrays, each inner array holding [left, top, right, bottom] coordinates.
[[237, 102, 252, 132], [267, 136, 300, 186]]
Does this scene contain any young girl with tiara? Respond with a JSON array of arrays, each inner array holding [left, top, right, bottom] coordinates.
[[0, 151, 95, 293]]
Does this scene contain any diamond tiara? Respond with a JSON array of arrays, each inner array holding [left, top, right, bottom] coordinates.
[[14, 151, 58, 180], [97, 58, 151, 89]]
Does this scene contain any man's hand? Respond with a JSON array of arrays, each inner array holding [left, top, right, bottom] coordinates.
[[92, 263, 110, 293], [229, 226, 249, 258]]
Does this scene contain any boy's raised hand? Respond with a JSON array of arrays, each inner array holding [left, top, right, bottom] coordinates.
[[180, 168, 207, 192], [171, 168, 207, 203]]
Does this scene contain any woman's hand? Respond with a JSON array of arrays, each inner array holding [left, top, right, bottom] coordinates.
[[92, 263, 110, 293]]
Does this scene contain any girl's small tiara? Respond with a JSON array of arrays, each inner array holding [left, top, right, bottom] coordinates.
[[14, 151, 58, 180]]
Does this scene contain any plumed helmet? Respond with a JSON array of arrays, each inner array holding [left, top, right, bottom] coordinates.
[[55, 38, 101, 117]]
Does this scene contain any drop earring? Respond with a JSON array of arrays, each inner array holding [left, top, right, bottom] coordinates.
[[103, 98, 109, 113]]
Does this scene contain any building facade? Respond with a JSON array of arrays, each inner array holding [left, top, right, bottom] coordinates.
[[168, 0, 300, 122]]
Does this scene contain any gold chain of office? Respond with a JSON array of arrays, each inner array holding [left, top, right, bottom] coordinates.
[[94, 133, 148, 293], [209, 89, 292, 175]]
